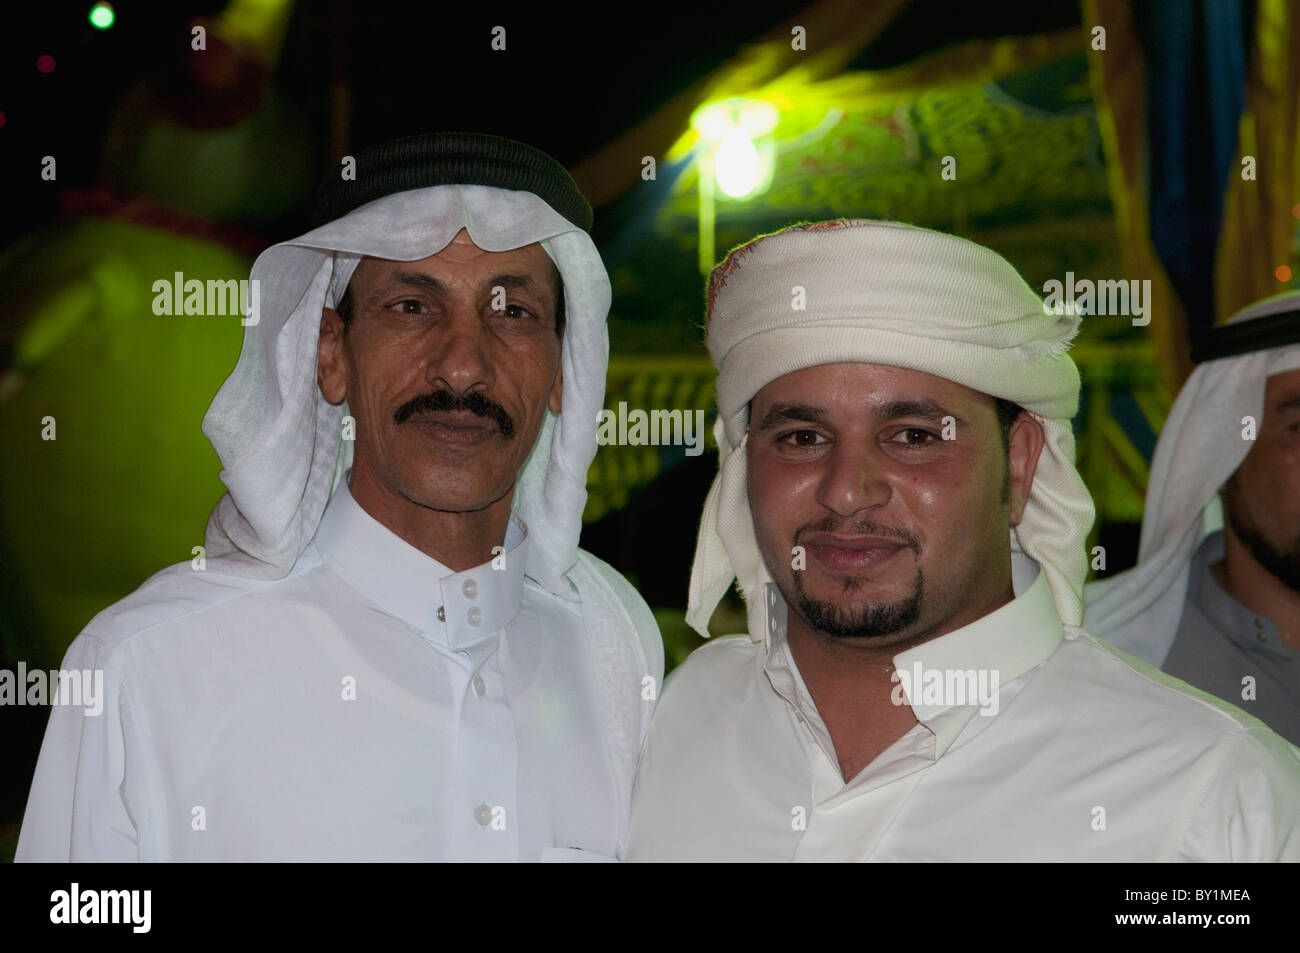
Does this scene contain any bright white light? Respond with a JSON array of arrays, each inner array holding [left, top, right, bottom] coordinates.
[[714, 130, 761, 197]]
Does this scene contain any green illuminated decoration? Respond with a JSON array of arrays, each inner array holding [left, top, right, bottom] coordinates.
[[88, 2, 114, 29]]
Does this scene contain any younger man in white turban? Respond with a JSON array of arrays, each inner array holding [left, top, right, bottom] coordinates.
[[1087, 293, 1300, 744], [624, 219, 1300, 862], [16, 132, 662, 861]]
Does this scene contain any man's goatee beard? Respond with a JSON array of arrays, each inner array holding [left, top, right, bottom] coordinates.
[[791, 568, 924, 639]]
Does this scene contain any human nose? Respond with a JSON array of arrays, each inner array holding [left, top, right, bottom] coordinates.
[[814, 438, 891, 517], [424, 304, 493, 394]]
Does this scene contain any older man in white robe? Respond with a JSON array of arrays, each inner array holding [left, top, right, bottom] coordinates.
[[16, 132, 662, 862], [625, 219, 1300, 862]]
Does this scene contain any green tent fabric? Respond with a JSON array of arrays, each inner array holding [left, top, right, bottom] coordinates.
[[0, 217, 246, 668]]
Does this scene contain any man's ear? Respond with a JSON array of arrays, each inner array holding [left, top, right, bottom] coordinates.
[[318, 307, 348, 405], [547, 355, 563, 415], [1007, 412, 1046, 526]]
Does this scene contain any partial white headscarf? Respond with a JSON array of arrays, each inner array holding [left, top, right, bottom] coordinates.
[[1085, 291, 1300, 664], [686, 219, 1096, 640], [198, 183, 662, 840]]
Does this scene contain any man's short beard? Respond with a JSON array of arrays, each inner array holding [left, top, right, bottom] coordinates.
[[1222, 474, 1300, 592], [789, 565, 924, 639]]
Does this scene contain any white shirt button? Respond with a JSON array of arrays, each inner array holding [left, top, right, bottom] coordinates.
[[436, 605, 445, 622], [467, 606, 482, 626], [462, 578, 478, 599], [472, 674, 487, 697], [474, 803, 492, 826]]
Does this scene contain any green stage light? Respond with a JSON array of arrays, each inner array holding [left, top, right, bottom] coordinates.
[[89, 2, 115, 29], [715, 129, 762, 198], [689, 97, 780, 272], [690, 98, 779, 199]]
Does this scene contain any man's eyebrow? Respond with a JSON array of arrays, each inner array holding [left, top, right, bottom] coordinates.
[[757, 403, 827, 431], [756, 399, 967, 431], [369, 271, 551, 304], [877, 399, 965, 426], [378, 271, 446, 295], [484, 273, 546, 294], [1274, 394, 1300, 413]]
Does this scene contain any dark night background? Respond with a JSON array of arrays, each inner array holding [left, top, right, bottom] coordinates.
[[2, 0, 1295, 859]]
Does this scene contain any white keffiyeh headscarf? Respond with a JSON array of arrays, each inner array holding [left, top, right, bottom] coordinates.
[[1085, 291, 1300, 664], [686, 219, 1096, 641], [202, 184, 603, 591]]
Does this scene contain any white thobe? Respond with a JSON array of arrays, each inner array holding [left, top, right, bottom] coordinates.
[[626, 556, 1300, 861], [17, 482, 631, 861]]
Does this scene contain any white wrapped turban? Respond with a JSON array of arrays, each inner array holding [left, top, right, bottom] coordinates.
[[1085, 291, 1300, 663], [686, 219, 1096, 640]]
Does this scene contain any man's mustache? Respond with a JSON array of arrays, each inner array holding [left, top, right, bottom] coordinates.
[[794, 516, 920, 552], [393, 389, 516, 440]]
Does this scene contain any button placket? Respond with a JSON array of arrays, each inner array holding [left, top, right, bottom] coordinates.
[[451, 651, 518, 857], [767, 585, 787, 640], [452, 574, 484, 627]]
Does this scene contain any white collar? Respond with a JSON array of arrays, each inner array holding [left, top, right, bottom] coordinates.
[[763, 553, 1063, 758], [312, 478, 529, 649]]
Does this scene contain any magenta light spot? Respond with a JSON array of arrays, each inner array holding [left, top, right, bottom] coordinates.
[[36, 54, 56, 73]]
